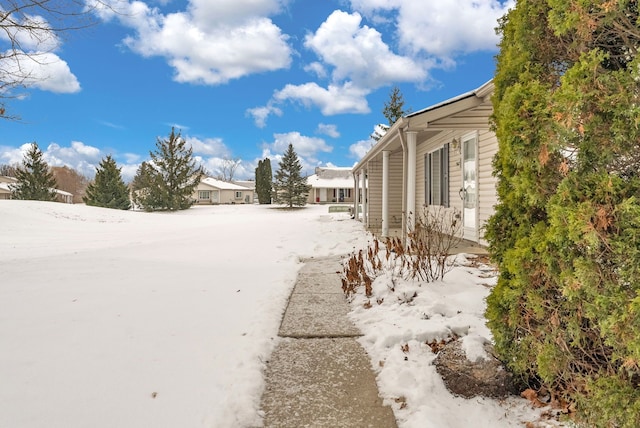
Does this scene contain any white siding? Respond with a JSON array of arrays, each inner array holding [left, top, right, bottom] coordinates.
[[477, 130, 499, 244]]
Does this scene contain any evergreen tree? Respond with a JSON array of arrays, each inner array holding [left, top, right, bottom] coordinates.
[[382, 85, 407, 127], [273, 144, 310, 208], [255, 157, 273, 204], [132, 128, 204, 211], [83, 155, 131, 210], [485, 1, 640, 425], [12, 142, 57, 201], [371, 86, 409, 141]]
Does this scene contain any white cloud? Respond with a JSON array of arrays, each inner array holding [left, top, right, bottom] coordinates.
[[45, 142, 103, 176], [187, 136, 230, 157], [349, 139, 375, 159], [274, 82, 370, 116], [261, 132, 333, 175], [246, 104, 282, 128], [304, 62, 327, 79], [253, 9, 431, 123], [0, 51, 80, 93], [349, 124, 385, 159], [350, 0, 513, 59], [93, 0, 292, 85], [0, 11, 61, 52], [316, 123, 340, 138], [304, 10, 428, 88]]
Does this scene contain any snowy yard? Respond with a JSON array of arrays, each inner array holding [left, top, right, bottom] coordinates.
[[1, 201, 563, 427]]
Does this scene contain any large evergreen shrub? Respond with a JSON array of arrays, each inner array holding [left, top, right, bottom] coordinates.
[[273, 144, 310, 208], [83, 155, 131, 210], [132, 128, 203, 211], [255, 157, 273, 204], [486, 1, 640, 425], [12, 142, 57, 201]]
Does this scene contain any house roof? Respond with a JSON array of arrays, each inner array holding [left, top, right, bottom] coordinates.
[[306, 167, 354, 189], [353, 79, 494, 173], [307, 174, 354, 189], [232, 180, 256, 190], [200, 177, 251, 191]]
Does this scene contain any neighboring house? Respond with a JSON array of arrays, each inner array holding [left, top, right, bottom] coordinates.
[[307, 167, 355, 204], [194, 177, 254, 204], [54, 189, 73, 204], [0, 175, 73, 203], [351, 80, 497, 245], [0, 176, 17, 200], [233, 180, 257, 203]]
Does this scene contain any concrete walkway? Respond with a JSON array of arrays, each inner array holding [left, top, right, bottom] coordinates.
[[260, 255, 397, 428]]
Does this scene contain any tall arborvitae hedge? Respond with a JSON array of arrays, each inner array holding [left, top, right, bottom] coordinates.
[[83, 155, 131, 210], [486, 1, 640, 425], [255, 157, 272, 204]]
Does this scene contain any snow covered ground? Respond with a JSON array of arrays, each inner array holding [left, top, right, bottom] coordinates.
[[0, 201, 565, 427]]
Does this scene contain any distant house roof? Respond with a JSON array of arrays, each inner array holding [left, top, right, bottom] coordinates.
[[307, 167, 354, 189], [232, 180, 255, 190], [200, 177, 252, 191]]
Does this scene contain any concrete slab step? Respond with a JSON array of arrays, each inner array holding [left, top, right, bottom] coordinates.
[[261, 338, 397, 428], [278, 293, 361, 338]]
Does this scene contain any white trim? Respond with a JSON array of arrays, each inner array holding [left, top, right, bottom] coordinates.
[[461, 131, 479, 242]]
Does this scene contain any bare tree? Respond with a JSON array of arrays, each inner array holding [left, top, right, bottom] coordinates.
[[51, 165, 90, 203], [0, 163, 18, 177], [216, 157, 241, 181], [0, 0, 109, 119]]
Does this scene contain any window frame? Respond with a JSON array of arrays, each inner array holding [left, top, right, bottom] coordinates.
[[424, 143, 450, 208]]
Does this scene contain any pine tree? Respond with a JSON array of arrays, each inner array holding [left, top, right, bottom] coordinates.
[[132, 128, 204, 211], [371, 86, 409, 141], [485, 1, 640, 425], [273, 144, 310, 208], [382, 85, 407, 127], [83, 155, 131, 210], [12, 142, 57, 201], [255, 157, 272, 204]]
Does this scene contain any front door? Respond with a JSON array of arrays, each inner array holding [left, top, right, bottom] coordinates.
[[212, 190, 219, 204], [461, 133, 478, 241]]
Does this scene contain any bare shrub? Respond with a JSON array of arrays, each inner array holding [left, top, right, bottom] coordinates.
[[341, 207, 463, 299]]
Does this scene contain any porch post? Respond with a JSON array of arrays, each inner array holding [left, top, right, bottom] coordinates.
[[406, 131, 417, 232], [360, 168, 367, 226], [382, 150, 390, 237], [353, 173, 360, 221]]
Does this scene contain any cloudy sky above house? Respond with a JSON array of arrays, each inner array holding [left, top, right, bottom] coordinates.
[[0, 0, 513, 181]]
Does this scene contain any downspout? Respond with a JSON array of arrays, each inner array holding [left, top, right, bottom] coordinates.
[[361, 167, 367, 227], [398, 129, 407, 241], [381, 150, 390, 238], [353, 172, 359, 221]]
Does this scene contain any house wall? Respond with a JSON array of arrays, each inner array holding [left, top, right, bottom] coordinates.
[[477, 130, 499, 244], [219, 189, 251, 204], [365, 151, 403, 232], [194, 187, 253, 204], [415, 130, 465, 238], [308, 188, 355, 204], [413, 129, 498, 243]]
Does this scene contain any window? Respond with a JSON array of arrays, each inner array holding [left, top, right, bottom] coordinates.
[[425, 144, 449, 207], [235, 191, 243, 199], [198, 190, 210, 200]]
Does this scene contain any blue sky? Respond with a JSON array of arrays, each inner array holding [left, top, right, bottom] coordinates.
[[0, 0, 513, 181]]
